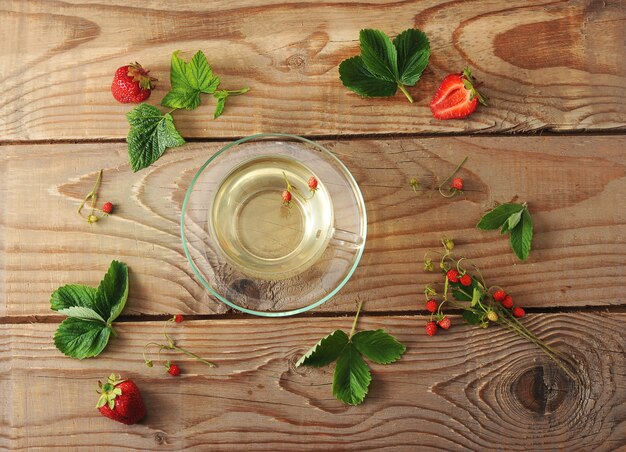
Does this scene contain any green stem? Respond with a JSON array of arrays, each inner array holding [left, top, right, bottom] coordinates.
[[397, 84, 414, 103], [225, 87, 250, 96], [349, 300, 364, 339], [171, 344, 215, 367], [77, 169, 103, 215], [437, 156, 468, 190], [108, 325, 118, 338]]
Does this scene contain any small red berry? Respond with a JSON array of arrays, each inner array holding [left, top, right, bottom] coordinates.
[[167, 363, 181, 376], [437, 316, 451, 330], [451, 177, 464, 190], [174, 314, 183, 323], [493, 290, 506, 302], [512, 307, 525, 318], [501, 295, 514, 309], [459, 274, 472, 286], [282, 190, 292, 203], [446, 269, 459, 283], [308, 176, 318, 191], [102, 202, 114, 214], [425, 299, 438, 313], [425, 321, 438, 336], [111, 63, 156, 103]]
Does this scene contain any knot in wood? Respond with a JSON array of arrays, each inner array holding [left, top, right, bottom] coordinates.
[[514, 366, 569, 415], [286, 54, 306, 69], [154, 432, 167, 445]]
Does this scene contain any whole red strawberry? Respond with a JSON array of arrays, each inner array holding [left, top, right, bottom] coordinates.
[[446, 269, 459, 283], [174, 314, 184, 323], [308, 177, 318, 191], [167, 363, 181, 376], [501, 295, 514, 309], [102, 202, 114, 214], [451, 178, 464, 191], [512, 307, 525, 318], [282, 190, 292, 203], [425, 321, 438, 336], [111, 63, 156, 103], [459, 274, 472, 286], [437, 316, 451, 330], [96, 374, 146, 425], [493, 290, 506, 302], [430, 67, 486, 120], [425, 299, 438, 313]]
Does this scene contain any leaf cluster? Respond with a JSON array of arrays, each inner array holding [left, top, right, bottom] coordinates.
[[477, 203, 533, 260]]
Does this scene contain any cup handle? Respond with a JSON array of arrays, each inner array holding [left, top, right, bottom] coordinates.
[[329, 228, 364, 250]]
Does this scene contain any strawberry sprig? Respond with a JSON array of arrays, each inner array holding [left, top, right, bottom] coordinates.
[[281, 173, 318, 207], [143, 315, 215, 376], [410, 156, 468, 198], [77, 169, 115, 224], [422, 238, 576, 380]]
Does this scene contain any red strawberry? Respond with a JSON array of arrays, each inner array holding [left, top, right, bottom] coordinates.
[[282, 190, 292, 203], [512, 307, 525, 318], [167, 363, 181, 376], [459, 274, 472, 287], [501, 295, 514, 309], [111, 63, 156, 103], [308, 177, 318, 191], [102, 202, 114, 214], [96, 374, 146, 425], [174, 314, 184, 323], [446, 269, 459, 283], [493, 290, 506, 302], [430, 67, 487, 120], [437, 316, 451, 330], [425, 321, 438, 336], [425, 299, 438, 313], [451, 178, 464, 191]]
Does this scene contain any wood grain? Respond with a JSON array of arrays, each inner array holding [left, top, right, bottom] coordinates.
[[1, 314, 624, 450], [1, 136, 625, 317], [1, 0, 625, 141]]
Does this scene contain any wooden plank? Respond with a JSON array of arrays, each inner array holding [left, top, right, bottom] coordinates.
[[1, 136, 625, 317], [0, 314, 624, 450], [1, 0, 625, 140]]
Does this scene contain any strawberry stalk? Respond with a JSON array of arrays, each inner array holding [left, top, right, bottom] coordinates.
[[397, 84, 414, 103]]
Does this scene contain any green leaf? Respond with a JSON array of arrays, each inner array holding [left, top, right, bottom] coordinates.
[[56, 306, 106, 323], [463, 310, 483, 325], [352, 329, 406, 364], [296, 330, 348, 367], [359, 29, 398, 82], [161, 50, 220, 110], [126, 103, 185, 172], [339, 56, 397, 97], [471, 287, 481, 307], [94, 260, 129, 323], [510, 208, 533, 260], [50, 285, 97, 312], [393, 28, 430, 86], [53, 318, 112, 359], [332, 342, 371, 405], [212, 88, 250, 119], [507, 209, 523, 230], [477, 203, 525, 230]]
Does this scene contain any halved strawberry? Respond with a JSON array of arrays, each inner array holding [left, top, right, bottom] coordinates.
[[430, 67, 487, 120]]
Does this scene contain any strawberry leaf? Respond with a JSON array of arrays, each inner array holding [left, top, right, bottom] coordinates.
[[161, 50, 220, 110], [477, 203, 525, 230], [339, 56, 397, 97], [126, 103, 185, 172], [56, 306, 106, 323], [296, 330, 348, 367], [352, 329, 406, 364], [95, 260, 129, 323], [332, 342, 371, 406], [393, 28, 430, 86], [359, 29, 398, 82], [54, 318, 112, 359], [51, 285, 98, 312], [510, 208, 533, 260], [462, 310, 483, 325]]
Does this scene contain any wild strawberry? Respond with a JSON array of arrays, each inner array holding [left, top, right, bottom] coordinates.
[[512, 307, 525, 318], [501, 295, 514, 309], [446, 269, 459, 283], [425, 321, 438, 336], [111, 63, 156, 103], [96, 374, 146, 425], [174, 314, 183, 323], [437, 316, 451, 330], [167, 363, 181, 376], [87, 214, 99, 224], [282, 190, 292, 203], [425, 299, 438, 313], [493, 290, 506, 302], [487, 311, 498, 322], [430, 67, 487, 120], [451, 178, 464, 191], [102, 202, 114, 214], [459, 274, 472, 286], [308, 177, 318, 191]]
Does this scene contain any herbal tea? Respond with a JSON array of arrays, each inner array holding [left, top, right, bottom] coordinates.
[[210, 155, 334, 280]]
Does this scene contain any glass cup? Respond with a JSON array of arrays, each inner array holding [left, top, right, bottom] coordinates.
[[181, 133, 367, 316]]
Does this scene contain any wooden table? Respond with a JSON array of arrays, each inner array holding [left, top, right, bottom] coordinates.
[[2, 1, 625, 450]]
